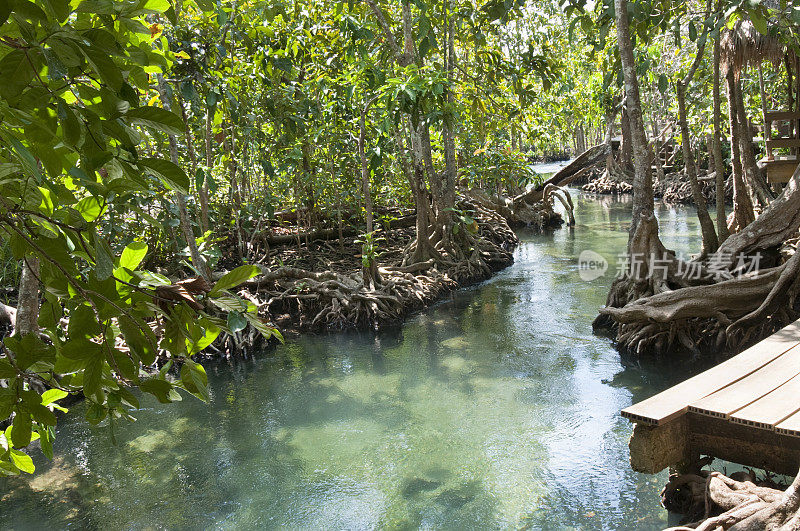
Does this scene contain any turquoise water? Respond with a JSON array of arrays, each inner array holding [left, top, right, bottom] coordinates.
[[1, 191, 705, 530]]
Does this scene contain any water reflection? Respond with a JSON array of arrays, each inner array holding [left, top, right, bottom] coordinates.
[[1, 191, 709, 529]]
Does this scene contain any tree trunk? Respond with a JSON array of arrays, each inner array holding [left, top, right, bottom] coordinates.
[[440, 0, 457, 237], [712, 35, 730, 242], [616, 0, 654, 237], [620, 107, 633, 171], [359, 96, 379, 243], [725, 70, 756, 230], [201, 104, 212, 233], [156, 74, 212, 281], [676, 37, 719, 255], [594, 0, 660, 332], [787, 55, 795, 139], [731, 74, 773, 208], [359, 96, 381, 286], [176, 83, 206, 236], [14, 256, 39, 337], [225, 124, 241, 209]]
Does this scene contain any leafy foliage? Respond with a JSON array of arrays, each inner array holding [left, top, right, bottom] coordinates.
[[0, 0, 278, 476]]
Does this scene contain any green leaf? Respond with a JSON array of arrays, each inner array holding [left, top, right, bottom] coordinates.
[[41, 389, 68, 406], [81, 45, 123, 91], [0, 49, 36, 99], [419, 36, 431, 60], [180, 360, 208, 400], [93, 231, 114, 280], [126, 106, 185, 136], [57, 100, 82, 146], [187, 323, 220, 356], [76, 196, 105, 222], [0, 1, 13, 25], [38, 427, 54, 460], [119, 315, 157, 365], [139, 158, 189, 194], [10, 449, 34, 474], [195, 167, 205, 191], [120, 241, 148, 270], [244, 313, 282, 342], [658, 73, 668, 94], [209, 265, 261, 296], [44, 0, 70, 21], [61, 337, 102, 359], [11, 413, 32, 448], [141, 0, 170, 12], [83, 358, 103, 398], [194, 0, 214, 12], [227, 311, 247, 333], [108, 348, 136, 380], [85, 403, 106, 425], [139, 378, 174, 403], [75, 0, 115, 14], [750, 10, 768, 35]]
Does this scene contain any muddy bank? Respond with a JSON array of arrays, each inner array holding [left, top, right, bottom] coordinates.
[[206, 191, 567, 354]]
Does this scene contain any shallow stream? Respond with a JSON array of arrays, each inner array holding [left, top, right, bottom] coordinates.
[[1, 188, 708, 530]]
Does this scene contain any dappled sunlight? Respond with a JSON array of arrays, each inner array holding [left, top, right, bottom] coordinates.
[[0, 192, 711, 528]]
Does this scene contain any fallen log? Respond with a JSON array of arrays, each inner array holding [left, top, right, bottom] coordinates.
[[255, 215, 417, 245], [513, 143, 611, 206]]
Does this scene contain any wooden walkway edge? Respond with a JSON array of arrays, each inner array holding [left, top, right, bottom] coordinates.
[[622, 319, 800, 476]]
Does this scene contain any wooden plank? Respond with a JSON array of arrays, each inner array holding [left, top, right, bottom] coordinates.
[[689, 343, 800, 419], [766, 138, 800, 150], [761, 156, 800, 183], [766, 164, 798, 184], [687, 414, 800, 476], [621, 319, 800, 425], [776, 410, 800, 438], [729, 372, 800, 430], [765, 110, 800, 122]]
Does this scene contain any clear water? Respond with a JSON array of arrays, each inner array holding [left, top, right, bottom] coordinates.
[[1, 190, 708, 530]]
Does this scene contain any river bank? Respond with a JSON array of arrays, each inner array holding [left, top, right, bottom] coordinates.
[[203, 184, 569, 353]]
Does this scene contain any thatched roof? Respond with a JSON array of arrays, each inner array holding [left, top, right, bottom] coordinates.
[[720, 20, 788, 77]]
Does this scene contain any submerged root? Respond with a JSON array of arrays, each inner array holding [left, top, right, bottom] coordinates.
[[465, 187, 565, 230]]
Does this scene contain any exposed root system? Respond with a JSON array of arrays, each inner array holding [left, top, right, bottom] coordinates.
[[654, 171, 732, 205], [595, 168, 800, 357], [582, 171, 633, 194], [214, 190, 561, 351], [664, 468, 800, 530]]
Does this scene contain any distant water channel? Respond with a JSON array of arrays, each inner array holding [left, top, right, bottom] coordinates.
[[1, 177, 709, 529]]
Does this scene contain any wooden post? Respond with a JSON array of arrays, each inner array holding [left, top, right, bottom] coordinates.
[[759, 65, 774, 161], [629, 416, 695, 474]]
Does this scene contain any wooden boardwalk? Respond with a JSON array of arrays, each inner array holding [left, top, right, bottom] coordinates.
[[622, 319, 800, 475]]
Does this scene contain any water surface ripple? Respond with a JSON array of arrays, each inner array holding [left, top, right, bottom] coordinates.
[[1, 190, 707, 530]]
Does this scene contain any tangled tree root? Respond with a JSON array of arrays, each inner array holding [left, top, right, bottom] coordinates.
[[653, 171, 732, 204], [239, 265, 451, 332], [664, 467, 800, 530], [219, 192, 522, 346], [596, 167, 800, 357], [582, 171, 633, 194]]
